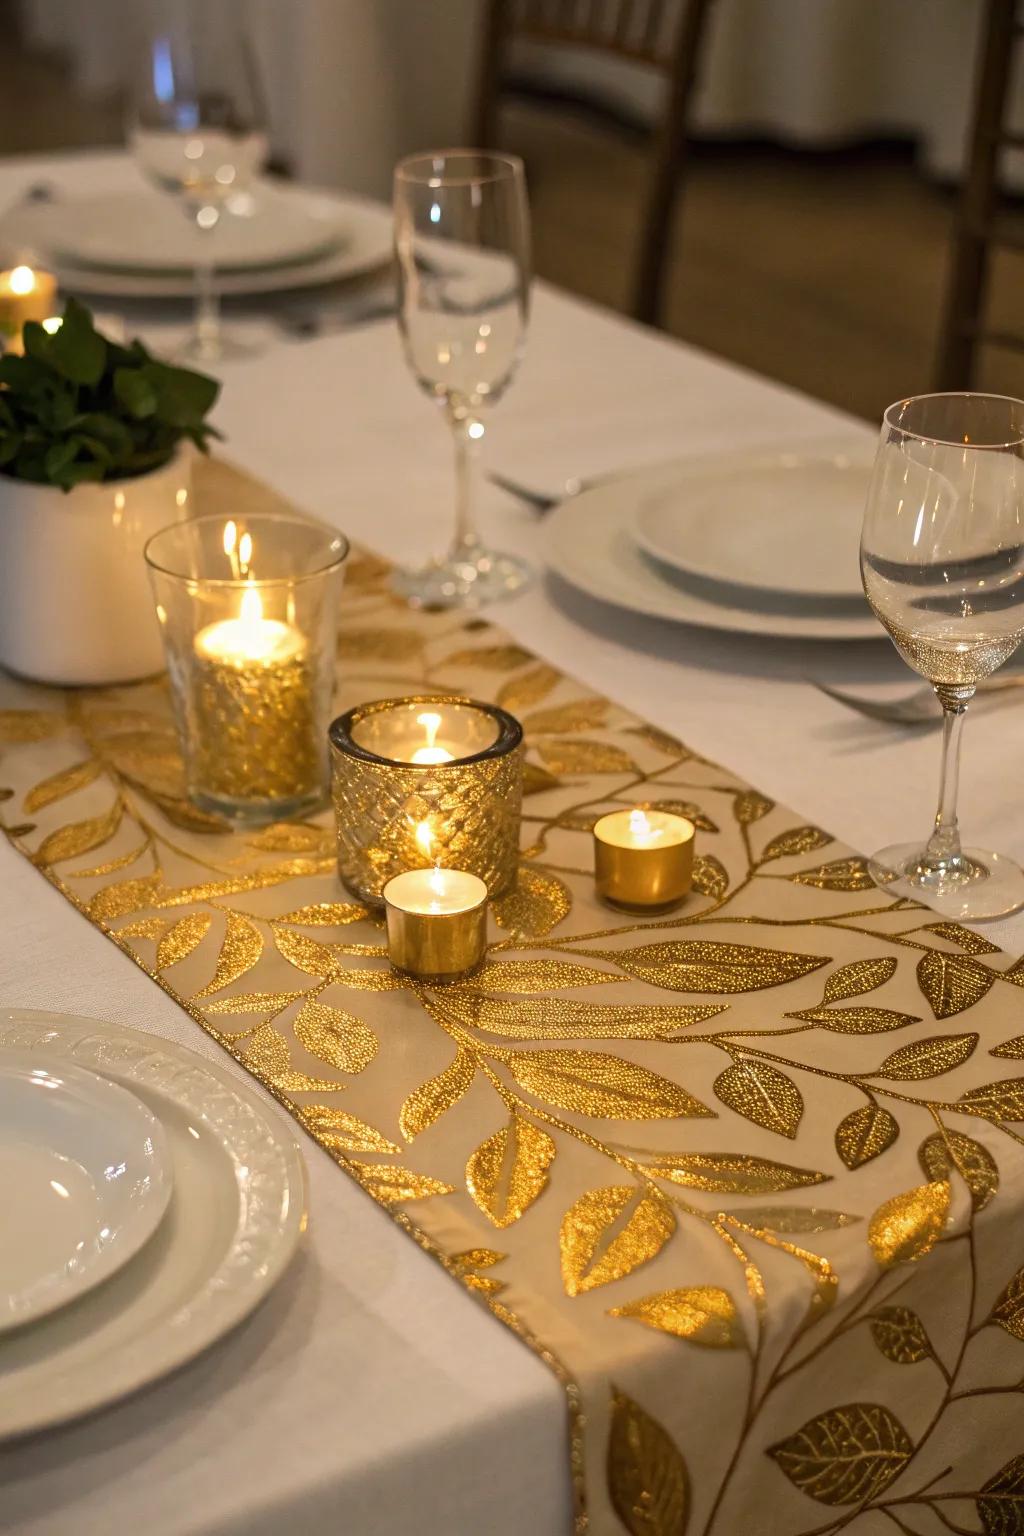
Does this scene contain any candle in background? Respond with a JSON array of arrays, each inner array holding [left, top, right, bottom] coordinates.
[[383, 864, 489, 979], [593, 807, 695, 909], [0, 267, 58, 354]]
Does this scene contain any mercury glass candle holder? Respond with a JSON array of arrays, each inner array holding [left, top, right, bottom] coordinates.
[[329, 695, 524, 905], [145, 512, 348, 823]]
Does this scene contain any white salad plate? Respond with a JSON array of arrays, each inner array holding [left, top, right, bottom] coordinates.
[[0, 1010, 307, 1440], [544, 458, 883, 643], [632, 443, 875, 601], [0, 1049, 172, 1335]]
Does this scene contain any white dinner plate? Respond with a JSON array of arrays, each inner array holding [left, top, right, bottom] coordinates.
[[544, 459, 883, 643], [0, 1010, 307, 1440], [4, 190, 393, 300], [632, 443, 874, 601], [0, 1050, 172, 1335]]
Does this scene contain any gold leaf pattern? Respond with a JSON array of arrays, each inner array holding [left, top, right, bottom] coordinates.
[[300, 1105, 400, 1154], [923, 921, 1001, 956], [193, 912, 264, 998], [203, 990, 305, 1015], [441, 993, 726, 1040], [691, 854, 729, 900], [868, 1181, 949, 1267], [274, 926, 344, 979], [337, 627, 423, 661], [536, 738, 638, 776], [353, 1162, 454, 1204], [917, 950, 994, 1019], [0, 709, 65, 742], [560, 1186, 674, 1296], [465, 1114, 556, 1228], [245, 1025, 291, 1078], [521, 761, 562, 796], [792, 857, 875, 892], [116, 916, 168, 942], [523, 699, 609, 734], [638, 799, 718, 834], [248, 822, 333, 854], [992, 1035, 1024, 1059], [714, 1060, 803, 1138], [450, 1248, 506, 1269], [508, 1048, 712, 1120], [157, 911, 213, 970], [88, 873, 164, 921], [400, 1048, 476, 1139], [35, 801, 122, 866], [989, 1269, 1024, 1341], [823, 958, 898, 1004], [496, 663, 560, 712], [723, 1206, 858, 1234], [626, 723, 684, 756], [437, 644, 534, 671], [459, 959, 623, 995], [734, 790, 774, 824], [23, 759, 101, 813], [957, 1077, 1024, 1121], [869, 1306, 933, 1364], [276, 901, 370, 927], [294, 999, 378, 1074], [611, 1286, 744, 1347], [768, 1403, 913, 1504], [582, 940, 829, 994], [977, 1454, 1024, 1535], [642, 1151, 828, 1194], [760, 826, 832, 862], [918, 1129, 998, 1211], [803, 1006, 921, 1035], [491, 867, 571, 938], [875, 1032, 978, 1081], [607, 1389, 689, 1536], [835, 1104, 900, 1170], [70, 842, 149, 878]]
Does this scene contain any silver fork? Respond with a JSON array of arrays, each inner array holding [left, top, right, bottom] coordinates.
[[816, 674, 1024, 725]]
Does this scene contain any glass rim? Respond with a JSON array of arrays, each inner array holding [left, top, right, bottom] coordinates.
[[329, 694, 523, 769], [143, 511, 350, 589], [394, 149, 524, 189], [883, 392, 1024, 450]]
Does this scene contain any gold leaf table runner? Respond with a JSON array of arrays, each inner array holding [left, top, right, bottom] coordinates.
[[4, 459, 1024, 1535]]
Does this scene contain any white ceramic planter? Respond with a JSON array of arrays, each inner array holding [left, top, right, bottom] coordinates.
[[0, 446, 191, 685]]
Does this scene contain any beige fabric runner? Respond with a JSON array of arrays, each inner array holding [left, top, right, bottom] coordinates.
[[4, 460, 1024, 1535]]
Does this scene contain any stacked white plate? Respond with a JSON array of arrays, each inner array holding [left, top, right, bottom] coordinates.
[[544, 440, 884, 643], [3, 182, 394, 300], [0, 1009, 306, 1439]]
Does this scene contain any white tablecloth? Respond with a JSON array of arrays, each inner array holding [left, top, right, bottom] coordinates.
[[4, 151, 1024, 1536]]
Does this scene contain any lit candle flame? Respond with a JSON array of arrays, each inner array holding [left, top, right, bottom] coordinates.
[[9, 266, 35, 296], [629, 808, 651, 839], [238, 530, 253, 575], [411, 710, 454, 766], [415, 819, 435, 860], [223, 520, 237, 557], [240, 581, 263, 626]]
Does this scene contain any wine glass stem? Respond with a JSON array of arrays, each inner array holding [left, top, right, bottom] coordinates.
[[194, 230, 220, 358], [450, 413, 483, 560], [923, 684, 974, 870]]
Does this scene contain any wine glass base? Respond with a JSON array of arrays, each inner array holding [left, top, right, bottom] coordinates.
[[175, 329, 263, 366], [392, 549, 533, 609], [869, 841, 1024, 920]]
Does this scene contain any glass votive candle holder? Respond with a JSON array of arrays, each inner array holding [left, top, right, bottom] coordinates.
[[329, 694, 524, 905], [145, 511, 349, 823], [0, 265, 58, 354]]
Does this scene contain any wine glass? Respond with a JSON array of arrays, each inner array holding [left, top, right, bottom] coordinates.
[[129, 1, 268, 362], [392, 150, 532, 608], [861, 392, 1024, 918]]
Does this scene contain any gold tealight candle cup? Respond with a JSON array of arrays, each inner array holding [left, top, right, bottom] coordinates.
[[593, 807, 695, 910], [383, 866, 488, 981]]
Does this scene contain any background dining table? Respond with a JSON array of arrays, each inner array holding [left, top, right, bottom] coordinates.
[[3, 149, 1024, 1536]]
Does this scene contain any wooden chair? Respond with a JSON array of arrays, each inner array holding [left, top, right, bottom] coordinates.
[[475, 0, 716, 327], [935, 0, 1024, 388]]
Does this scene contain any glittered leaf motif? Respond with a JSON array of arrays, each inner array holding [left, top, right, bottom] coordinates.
[[792, 857, 875, 892], [88, 872, 164, 921], [875, 1032, 978, 1081], [23, 759, 101, 814], [294, 999, 377, 1074], [800, 1007, 920, 1035], [835, 1104, 900, 1169], [760, 826, 832, 862], [957, 1078, 1024, 1122], [823, 958, 898, 1004], [332, 966, 406, 992], [607, 1389, 689, 1536], [497, 663, 560, 712], [508, 1048, 712, 1120], [990, 1270, 1024, 1341], [300, 1105, 400, 1155], [723, 1206, 859, 1234], [116, 916, 168, 942], [450, 1248, 506, 1269], [71, 842, 149, 879], [353, 1163, 454, 1204], [0, 709, 65, 742], [643, 1151, 828, 1194], [691, 854, 729, 900], [714, 1060, 803, 1138], [639, 799, 718, 834], [611, 1286, 743, 1347], [437, 643, 533, 671], [993, 1036, 1024, 1059], [460, 959, 623, 995], [869, 1306, 933, 1365], [560, 1186, 674, 1296], [581, 940, 828, 995], [523, 699, 609, 734], [274, 926, 343, 979], [769, 1404, 913, 1505], [868, 1181, 949, 1267], [492, 867, 571, 938], [273, 1071, 340, 1092], [245, 1026, 291, 1078], [156, 911, 213, 970], [536, 738, 638, 775], [400, 1048, 475, 1140], [977, 1454, 1024, 1535], [442, 993, 726, 1040], [248, 823, 333, 854], [734, 790, 773, 825], [337, 627, 423, 661], [918, 1129, 998, 1211], [35, 801, 122, 866], [522, 761, 562, 796], [923, 921, 1000, 956], [917, 950, 994, 1018], [277, 902, 370, 927], [465, 1114, 556, 1228], [193, 913, 264, 999], [627, 723, 684, 756], [203, 990, 305, 1015]]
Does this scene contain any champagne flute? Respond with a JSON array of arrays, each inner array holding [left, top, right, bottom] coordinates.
[[861, 392, 1024, 918], [393, 150, 532, 608], [129, 0, 267, 362]]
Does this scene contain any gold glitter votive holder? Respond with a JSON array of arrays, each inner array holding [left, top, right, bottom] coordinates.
[[145, 511, 348, 823], [329, 695, 523, 905]]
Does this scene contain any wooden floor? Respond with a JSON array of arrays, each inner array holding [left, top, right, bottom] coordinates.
[[5, 33, 1024, 425]]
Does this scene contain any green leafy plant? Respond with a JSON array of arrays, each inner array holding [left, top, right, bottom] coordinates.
[[0, 298, 221, 491]]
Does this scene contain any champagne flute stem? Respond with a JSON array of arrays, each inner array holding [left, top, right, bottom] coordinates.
[[923, 684, 975, 870], [193, 220, 220, 359], [450, 413, 483, 560]]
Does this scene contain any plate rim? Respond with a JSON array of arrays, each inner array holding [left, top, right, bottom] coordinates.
[[0, 1009, 307, 1440]]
